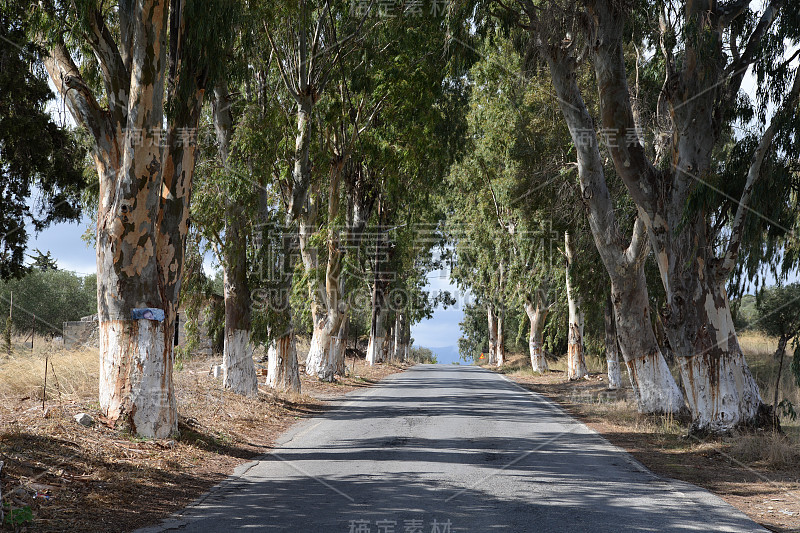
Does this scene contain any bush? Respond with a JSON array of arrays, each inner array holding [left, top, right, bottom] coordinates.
[[0, 269, 97, 335], [408, 347, 437, 364]]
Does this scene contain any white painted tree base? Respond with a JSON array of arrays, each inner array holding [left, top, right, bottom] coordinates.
[[529, 340, 548, 373], [305, 324, 335, 381], [100, 319, 177, 438], [267, 335, 301, 393], [223, 329, 258, 397], [607, 359, 622, 390], [679, 350, 763, 432], [366, 334, 384, 365], [626, 352, 684, 414]]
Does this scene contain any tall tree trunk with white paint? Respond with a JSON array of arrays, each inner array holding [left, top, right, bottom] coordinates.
[[525, 291, 550, 373], [565, 232, 587, 380], [213, 84, 257, 397], [604, 295, 622, 390], [393, 313, 406, 361], [331, 315, 348, 376], [367, 286, 387, 365], [543, 43, 684, 414], [264, 213, 301, 394], [42, 1, 209, 436], [487, 303, 498, 365], [222, 241, 258, 397], [496, 305, 505, 367], [585, 0, 798, 429], [267, 333, 300, 393]]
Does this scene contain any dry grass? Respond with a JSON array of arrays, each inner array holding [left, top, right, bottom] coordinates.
[[0, 336, 98, 402], [739, 331, 800, 440], [729, 432, 800, 469], [0, 337, 408, 532]]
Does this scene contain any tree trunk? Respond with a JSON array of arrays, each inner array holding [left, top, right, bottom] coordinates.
[[604, 295, 622, 390], [565, 232, 587, 380], [524, 292, 549, 373], [543, 45, 684, 415], [213, 83, 257, 397], [772, 335, 788, 414], [403, 316, 411, 361], [496, 305, 505, 367], [487, 303, 498, 366], [331, 315, 348, 376], [267, 333, 300, 393], [301, 158, 347, 382], [585, 0, 790, 431], [264, 214, 301, 394], [43, 1, 207, 437], [610, 268, 685, 413], [222, 237, 258, 397], [383, 321, 394, 362], [366, 285, 387, 365], [393, 312, 405, 361]]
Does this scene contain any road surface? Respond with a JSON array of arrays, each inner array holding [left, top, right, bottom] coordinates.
[[140, 365, 766, 532]]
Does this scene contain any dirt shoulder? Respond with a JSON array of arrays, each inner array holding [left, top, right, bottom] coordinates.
[[501, 368, 800, 533], [0, 355, 408, 532]]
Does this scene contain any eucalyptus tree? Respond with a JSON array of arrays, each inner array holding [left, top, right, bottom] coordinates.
[[343, 7, 469, 367], [474, 3, 684, 414], [568, 0, 800, 430], [34, 0, 235, 436], [448, 33, 583, 374]]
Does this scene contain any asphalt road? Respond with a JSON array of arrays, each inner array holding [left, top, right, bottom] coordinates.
[[140, 365, 766, 533]]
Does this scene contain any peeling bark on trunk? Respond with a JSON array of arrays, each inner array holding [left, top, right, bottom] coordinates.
[[604, 295, 622, 390], [99, 319, 175, 437], [543, 43, 684, 415], [43, 0, 208, 437], [673, 280, 763, 430], [565, 233, 587, 381], [610, 267, 685, 413], [524, 292, 549, 373], [267, 333, 301, 393], [583, 0, 796, 430]]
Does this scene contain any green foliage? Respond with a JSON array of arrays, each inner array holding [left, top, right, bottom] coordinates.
[[458, 302, 487, 362], [777, 398, 797, 422], [3, 504, 33, 526], [28, 249, 58, 272], [0, 1, 87, 280], [755, 283, 800, 341], [408, 347, 437, 364], [0, 270, 97, 335]]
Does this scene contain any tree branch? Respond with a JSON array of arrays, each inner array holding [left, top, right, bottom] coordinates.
[[726, 0, 784, 96], [265, 22, 300, 102], [719, 65, 800, 278], [41, 39, 110, 153], [86, 8, 129, 128], [717, 0, 750, 28], [589, 0, 659, 213]]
